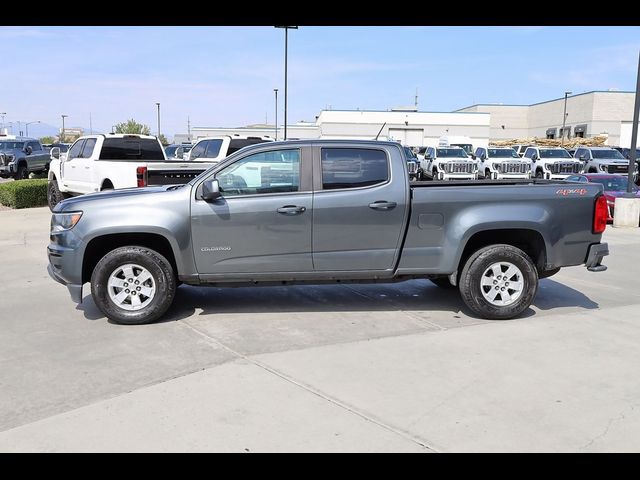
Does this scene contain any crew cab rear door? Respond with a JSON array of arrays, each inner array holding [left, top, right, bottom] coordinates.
[[311, 144, 409, 272], [191, 145, 313, 275]]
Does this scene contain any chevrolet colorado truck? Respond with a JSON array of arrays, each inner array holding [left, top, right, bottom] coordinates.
[[47, 140, 610, 325]]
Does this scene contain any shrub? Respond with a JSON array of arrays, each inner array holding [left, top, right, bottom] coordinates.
[[0, 179, 49, 209]]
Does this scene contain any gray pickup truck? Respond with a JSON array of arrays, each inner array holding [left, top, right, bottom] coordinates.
[[47, 140, 610, 325], [0, 137, 50, 179]]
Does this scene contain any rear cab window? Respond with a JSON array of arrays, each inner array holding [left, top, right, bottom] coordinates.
[[99, 137, 164, 160], [320, 148, 389, 190]]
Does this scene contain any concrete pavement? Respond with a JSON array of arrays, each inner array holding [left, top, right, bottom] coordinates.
[[0, 206, 639, 452]]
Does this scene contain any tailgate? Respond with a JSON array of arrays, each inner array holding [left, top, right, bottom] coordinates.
[[146, 161, 211, 186]]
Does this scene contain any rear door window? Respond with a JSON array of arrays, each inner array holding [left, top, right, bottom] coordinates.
[[189, 141, 207, 160], [228, 138, 270, 155], [321, 148, 389, 190], [204, 139, 223, 158]]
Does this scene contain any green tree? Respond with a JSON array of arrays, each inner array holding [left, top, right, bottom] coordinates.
[[158, 134, 170, 146], [114, 119, 151, 135], [40, 136, 56, 144]]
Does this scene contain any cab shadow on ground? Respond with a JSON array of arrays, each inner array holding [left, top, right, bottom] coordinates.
[[77, 277, 599, 324]]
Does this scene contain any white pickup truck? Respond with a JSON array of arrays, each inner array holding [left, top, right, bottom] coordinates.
[[47, 134, 166, 210], [146, 135, 273, 186]]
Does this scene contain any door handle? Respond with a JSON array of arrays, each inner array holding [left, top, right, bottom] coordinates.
[[277, 205, 306, 215], [369, 201, 397, 210]]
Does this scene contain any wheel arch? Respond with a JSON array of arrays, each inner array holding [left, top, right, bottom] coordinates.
[[82, 232, 179, 284], [457, 228, 548, 278]]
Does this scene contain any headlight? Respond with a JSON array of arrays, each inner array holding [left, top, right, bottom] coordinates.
[[599, 164, 607, 171], [492, 163, 500, 170], [544, 163, 552, 171], [51, 212, 83, 232]]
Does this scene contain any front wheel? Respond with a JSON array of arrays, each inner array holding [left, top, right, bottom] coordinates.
[[459, 244, 538, 320], [90, 246, 177, 325], [47, 179, 71, 211], [14, 164, 28, 180]]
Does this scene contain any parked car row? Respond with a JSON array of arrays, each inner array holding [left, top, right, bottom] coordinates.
[[0, 136, 51, 180]]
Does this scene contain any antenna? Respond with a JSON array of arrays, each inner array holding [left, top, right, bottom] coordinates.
[[374, 122, 387, 140]]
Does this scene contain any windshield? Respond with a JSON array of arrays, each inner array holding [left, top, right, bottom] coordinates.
[[437, 148, 469, 159], [591, 149, 626, 160], [451, 144, 473, 155], [590, 176, 638, 192], [488, 148, 519, 158], [539, 149, 573, 159], [0, 141, 23, 150], [404, 147, 417, 160]]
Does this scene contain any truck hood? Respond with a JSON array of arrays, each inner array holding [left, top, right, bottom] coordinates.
[[55, 185, 188, 212]]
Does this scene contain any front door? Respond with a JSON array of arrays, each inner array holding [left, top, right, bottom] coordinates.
[[62, 139, 86, 192], [312, 146, 408, 272], [191, 147, 313, 275]]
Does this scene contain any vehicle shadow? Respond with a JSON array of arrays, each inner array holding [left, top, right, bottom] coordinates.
[[77, 277, 599, 323]]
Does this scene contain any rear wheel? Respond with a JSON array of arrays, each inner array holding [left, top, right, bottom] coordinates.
[[459, 244, 538, 320], [91, 246, 177, 325]]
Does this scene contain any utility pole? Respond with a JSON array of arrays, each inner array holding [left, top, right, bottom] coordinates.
[[61, 115, 68, 142], [415, 88, 418, 108], [0, 113, 6, 132], [187, 116, 191, 141], [275, 26, 298, 140], [274, 88, 278, 141], [561, 91, 572, 145], [626, 52, 640, 195], [156, 103, 161, 139]]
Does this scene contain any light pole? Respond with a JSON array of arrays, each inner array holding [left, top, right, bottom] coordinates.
[[561, 91, 572, 145], [274, 88, 278, 140], [156, 102, 161, 139], [25, 120, 40, 137], [61, 115, 68, 143], [0, 113, 6, 131], [275, 26, 298, 140]]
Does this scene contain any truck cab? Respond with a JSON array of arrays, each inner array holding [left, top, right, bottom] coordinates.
[[475, 146, 532, 180], [523, 146, 583, 179], [419, 146, 478, 180]]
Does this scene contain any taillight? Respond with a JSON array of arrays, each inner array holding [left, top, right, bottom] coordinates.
[[136, 166, 147, 188], [593, 195, 608, 234]]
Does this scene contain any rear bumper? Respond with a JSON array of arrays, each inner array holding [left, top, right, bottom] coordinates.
[[585, 242, 609, 272]]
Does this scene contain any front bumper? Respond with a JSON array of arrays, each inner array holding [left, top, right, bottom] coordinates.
[[0, 164, 16, 176], [441, 173, 477, 180], [585, 242, 609, 272], [47, 240, 84, 303], [495, 173, 531, 180]]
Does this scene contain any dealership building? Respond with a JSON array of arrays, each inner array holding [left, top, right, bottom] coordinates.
[[175, 90, 638, 148]]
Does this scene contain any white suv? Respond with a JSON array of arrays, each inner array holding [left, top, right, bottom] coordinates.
[[523, 146, 582, 179], [474, 146, 532, 180]]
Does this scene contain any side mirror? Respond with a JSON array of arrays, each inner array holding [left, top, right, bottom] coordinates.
[[25, 146, 33, 155], [50, 147, 61, 160], [202, 178, 221, 201], [471, 154, 477, 160], [579, 154, 586, 161], [532, 154, 538, 161], [481, 154, 487, 161]]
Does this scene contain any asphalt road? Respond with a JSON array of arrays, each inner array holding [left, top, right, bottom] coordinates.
[[0, 206, 639, 452]]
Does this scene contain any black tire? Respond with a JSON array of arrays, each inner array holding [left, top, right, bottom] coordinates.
[[535, 169, 544, 179], [14, 164, 28, 180], [47, 179, 70, 211], [90, 246, 177, 325], [459, 244, 538, 320], [429, 277, 457, 289]]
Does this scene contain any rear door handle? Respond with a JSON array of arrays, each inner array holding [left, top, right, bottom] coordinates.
[[277, 205, 306, 215], [369, 201, 397, 210]]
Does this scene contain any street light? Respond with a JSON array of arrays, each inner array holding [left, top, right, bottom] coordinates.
[[561, 91, 572, 145], [25, 120, 41, 137], [275, 26, 298, 140], [0, 113, 6, 131], [61, 115, 68, 143], [274, 88, 278, 140], [156, 102, 161, 139]]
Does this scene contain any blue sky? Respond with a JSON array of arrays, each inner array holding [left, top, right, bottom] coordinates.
[[1, 26, 639, 139]]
